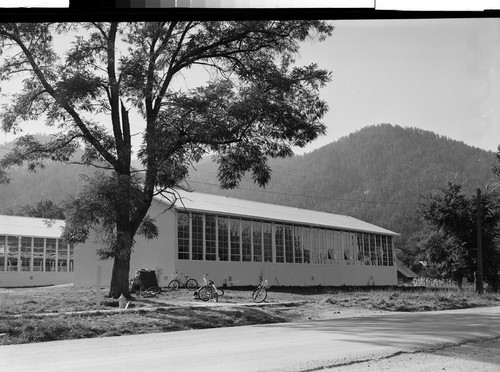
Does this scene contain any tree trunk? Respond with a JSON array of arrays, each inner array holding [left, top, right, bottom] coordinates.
[[109, 256, 131, 299]]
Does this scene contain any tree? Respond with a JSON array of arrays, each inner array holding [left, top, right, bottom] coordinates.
[[418, 182, 500, 291], [20, 199, 66, 219], [415, 227, 469, 288], [0, 21, 333, 298]]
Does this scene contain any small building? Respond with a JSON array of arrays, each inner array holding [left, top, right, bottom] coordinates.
[[75, 190, 399, 288], [0, 215, 74, 287], [396, 258, 419, 283]]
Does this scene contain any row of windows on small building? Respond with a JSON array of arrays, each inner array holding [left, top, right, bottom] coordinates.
[[0, 235, 75, 273], [177, 212, 394, 266]]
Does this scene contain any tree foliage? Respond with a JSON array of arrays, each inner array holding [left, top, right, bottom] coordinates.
[[418, 182, 500, 291], [19, 199, 66, 220], [0, 21, 333, 298]]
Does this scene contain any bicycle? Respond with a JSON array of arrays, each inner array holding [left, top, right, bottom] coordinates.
[[198, 279, 224, 302], [193, 274, 208, 299], [167, 271, 198, 291], [252, 279, 269, 303]]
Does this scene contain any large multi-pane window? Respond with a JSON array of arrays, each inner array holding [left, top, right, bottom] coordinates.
[[33, 238, 44, 272], [363, 234, 370, 265], [284, 225, 293, 263], [21, 237, 31, 272], [303, 227, 311, 263], [376, 235, 383, 266], [275, 224, 284, 263], [7, 236, 19, 271], [218, 216, 229, 261], [205, 214, 217, 261], [369, 234, 377, 265], [387, 236, 394, 265], [230, 218, 241, 261], [381, 235, 388, 266], [191, 213, 204, 260], [326, 229, 334, 263], [294, 226, 302, 263], [69, 243, 75, 272], [0, 236, 74, 273], [241, 219, 252, 262], [252, 221, 262, 262], [356, 233, 364, 264], [263, 222, 273, 262], [46, 238, 56, 271], [176, 211, 395, 267], [178, 212, 190, 260], [347, 233, 356, 264], [319, 229, 327, 264], [0, 236, 5, 271], [341, 232, 349, 264], [57, 239, 68, 272], [310, 228, 320, 264]]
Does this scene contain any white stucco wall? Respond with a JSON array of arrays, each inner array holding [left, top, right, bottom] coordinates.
[[73, 199, 177, 288], [0, 271, 74, 287], [175, 260, 397, 288]]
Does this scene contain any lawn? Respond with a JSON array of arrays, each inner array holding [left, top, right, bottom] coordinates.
[[1, 284, 499, 345]]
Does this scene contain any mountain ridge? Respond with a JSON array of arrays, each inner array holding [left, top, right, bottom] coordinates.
[[1, 124, 497, 247]]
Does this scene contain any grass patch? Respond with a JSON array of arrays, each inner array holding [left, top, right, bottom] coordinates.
[[0, 285, 498, 345]]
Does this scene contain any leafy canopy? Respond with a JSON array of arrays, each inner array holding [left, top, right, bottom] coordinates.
[[0, 21, 333, 297], [418, 182, 500, 290]]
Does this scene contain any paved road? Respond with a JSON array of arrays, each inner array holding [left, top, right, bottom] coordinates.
[[1, 306, 499, 372]]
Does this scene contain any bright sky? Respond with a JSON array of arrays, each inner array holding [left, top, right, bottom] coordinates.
[[1, 17, 499, 156], [295, 17, 500, 154]]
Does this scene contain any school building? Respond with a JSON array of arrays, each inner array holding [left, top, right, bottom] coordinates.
[[74, 190, 399, 288], [0, 215, 74, 287]]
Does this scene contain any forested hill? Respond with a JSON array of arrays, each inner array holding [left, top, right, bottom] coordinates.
[[0, 138, 89, 215], [0, 124, 498, 242], [185, 124, 498, 238]]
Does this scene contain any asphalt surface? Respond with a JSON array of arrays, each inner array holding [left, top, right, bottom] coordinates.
[[1, 306, 499, 372]]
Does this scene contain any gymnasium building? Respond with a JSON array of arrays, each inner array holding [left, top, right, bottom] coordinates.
[[74, 190, 399, 288], [1, 190, 399, 288]]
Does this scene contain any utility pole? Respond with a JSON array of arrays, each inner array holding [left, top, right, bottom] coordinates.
[[476, 188, 484, 294]]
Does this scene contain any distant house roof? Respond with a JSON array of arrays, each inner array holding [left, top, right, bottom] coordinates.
[[155, 189, 399, 236], [396, 259, 418, 278], [0, 215, 65, 239]]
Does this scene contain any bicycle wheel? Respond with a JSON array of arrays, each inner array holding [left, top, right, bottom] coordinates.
[[217, 288, 224, 296], [198, 285, 213, 301], [252, 288, 267, 303], [167, 279, 180, 291], [186, 278, 198, 291]]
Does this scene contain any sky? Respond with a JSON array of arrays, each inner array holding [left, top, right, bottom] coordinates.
[[1, 17, 500, 156], [294, 17, 500, 154]]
